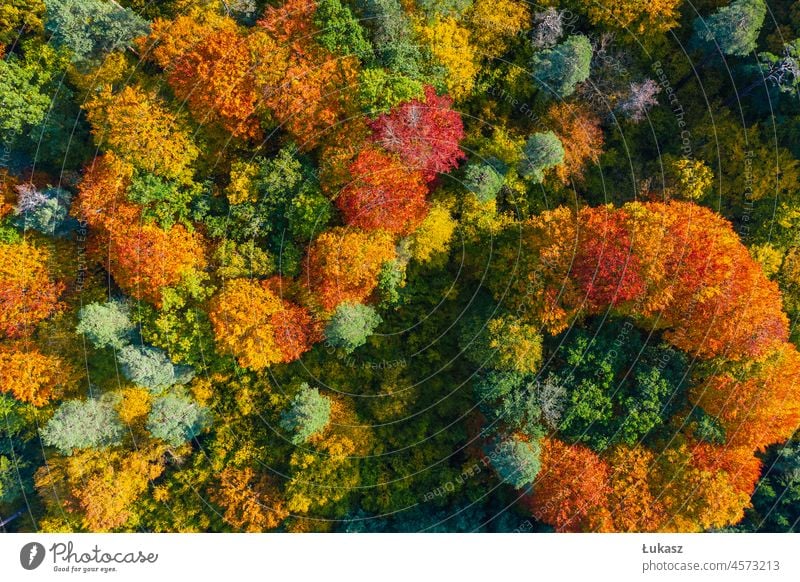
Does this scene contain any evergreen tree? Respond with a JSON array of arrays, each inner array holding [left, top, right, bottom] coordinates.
[[691, 0, 766, 57], [44, 0, 149, 63], [487, 436, 541, 489], [76, 300, 136, 350], [520, 132, 565, 183], [117, 345, 193, 392], [325, 302, 383, 353], [279, 384, 332, 445], [147, 394, 210, 447], [41, 397, 124, 455], [530, 35, 593, 98]]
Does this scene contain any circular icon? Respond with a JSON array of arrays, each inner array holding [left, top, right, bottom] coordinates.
[[20, 542, 46, 570]]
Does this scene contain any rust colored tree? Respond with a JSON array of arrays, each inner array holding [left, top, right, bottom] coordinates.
[[337, 147, 429, 234], [529, 438, 612, 532]]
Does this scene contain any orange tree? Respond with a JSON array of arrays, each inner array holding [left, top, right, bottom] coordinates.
[[209, 278, 318, 371], [487, 201, 800, 531], [0, 240, 63, 338], [302, 227, 396, 311]]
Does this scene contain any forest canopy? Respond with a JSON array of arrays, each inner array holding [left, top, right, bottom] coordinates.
[[1, 0, 799, 533]]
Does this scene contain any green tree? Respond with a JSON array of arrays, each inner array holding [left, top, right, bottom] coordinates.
[[117, 345, 193, 392], [126, 172, 200, 229], [44, 0, 149, 63], [0, 455, 24, 504], [279, 384, 332, 445], [486, 436, 541, 489], [314, 0, 373, 59], [358, 68, 424, 115], [463, 162, 504, 202], [0, 56, 50, 135], [147, 393, 210, 447], [325, 302, 383, 353], [742, 439, 800, 532], [691, 0, 766, 57], [41, 397, 124, 455], [204, 147, 322, 251], [687, 408, 727, 445], [417, 0, 472, 19], [355, 0, 423, 78], [474, 371, 544, 438], [76, 300, 136, 350], [530, 34, 592, 98], [736, 39, 800, 101], [136, 274, 217, 368], [12, 184, 76, 236], [285, 187, 333, 241], [377, 260, 407, 308], [549, 321, 688, 451], [212, 239, 275, 280], [520, 131, 565, 183]]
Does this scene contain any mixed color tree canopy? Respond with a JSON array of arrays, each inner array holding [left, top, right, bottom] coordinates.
[[1, 0, 800, 534]]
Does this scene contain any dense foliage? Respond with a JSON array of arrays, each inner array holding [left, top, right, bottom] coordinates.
[[1, 0, 799, 533]]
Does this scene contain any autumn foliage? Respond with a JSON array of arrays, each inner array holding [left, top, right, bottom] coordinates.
[[84, 85, 199, 181], [35, 445, 166, 532], [337, 147, 429, 234], [546, 102, 604, 183], [0, 343, 73, 406], [102, 223, 206, 306], [3, 0, 799, 537], [495, 201, 789, 362], [0, 240, 63, 338], [209, 278, 318, 370], [211, 467, 288, 532], [496, 200, 798, 532], [692, 344, 800, 451], [72, 152, 137, 228], [530, 438, 612, 532], [303, 228, 396, 311], [370, 86, 465, 182]]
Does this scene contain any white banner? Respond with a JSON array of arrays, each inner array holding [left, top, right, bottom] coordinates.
[[0, 533, 797, 581]]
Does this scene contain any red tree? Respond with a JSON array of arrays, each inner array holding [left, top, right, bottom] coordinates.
[[337, 147, 429, 234], [571, 206, 646, 308], [529, 438, 612, 532], [370, 86, 465, 182]]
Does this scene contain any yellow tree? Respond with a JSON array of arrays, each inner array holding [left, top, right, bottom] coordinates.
[[304, 227, 396, 311], [35, 445, 166, 532], [0, 240, 63, 338], [85, 85, 199, 182], [210, 467, 288, 532], [578, 0, 683, 36], [209, 278, 318, 370], [416, 16, 478, 100], [468, 0, 531, 59], [606, 446, 664, 532]]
